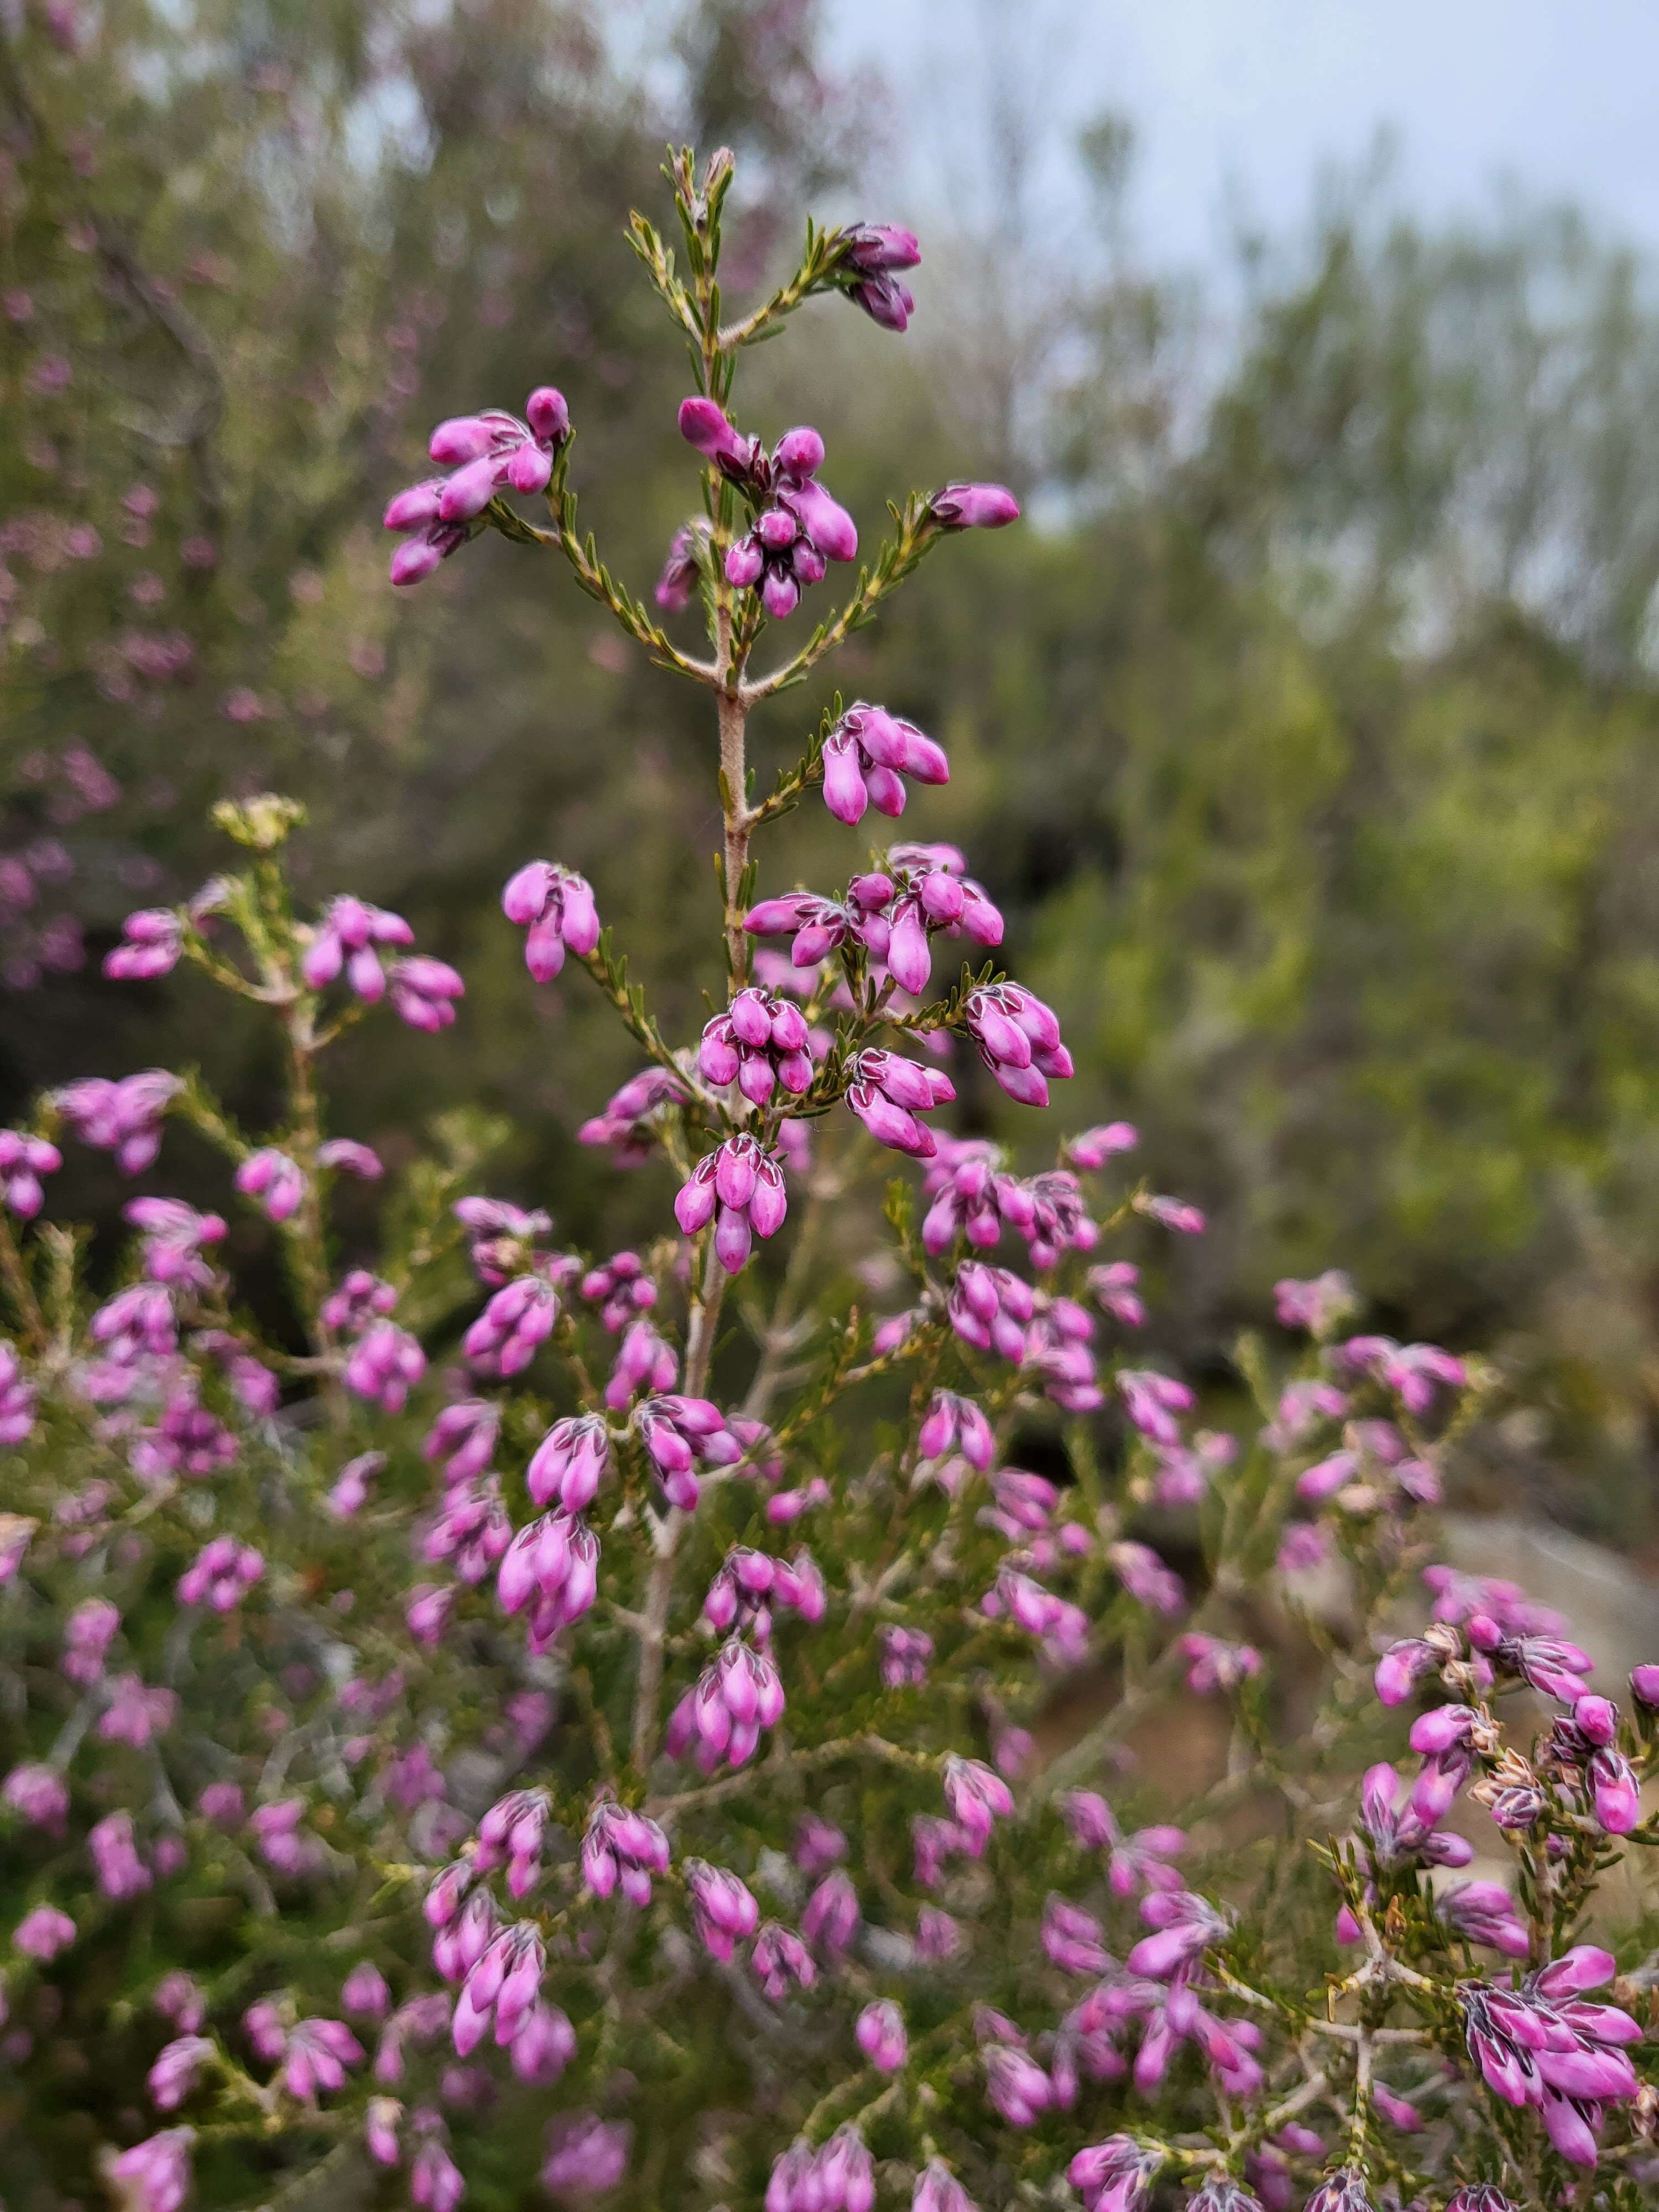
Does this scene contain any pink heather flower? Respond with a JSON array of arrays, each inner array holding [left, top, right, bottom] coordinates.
[[915, 1903, 963, 1959], [1459, 1951, 1641, 2167], [0, 1128, 60, 1215], [654, 519, 707, 609], [579, 1251, 657, 1333], [577, 1066, 689, 1164], [928, 482, 1020, 530], [942, 1754, 1014, 1853], [1630, 1662, 1659, 1707], [630, 1392, 740, 1509], [154, 1974, 206, 2033], [1126, 1889, 1231, 1979], [413, 2129, 467, 2212], [387, 389, 570, 584], [947, 1259, 1034, 1360], [234, 1146, 305, 1223], [1177, 1634, 1263, 1697], [125, 1197, 226, 1287], [478, 1787, 555, 1893], [1351, 1760, 1473, 1885], [300, 896, 414, 999], [1486, 1629, 1595, 1703], [984, 2041, 1052, 2127], [1588, 1745, 1642, 1834], [322, 1269, 399, 1334], [1134, 1191, 1206, 1234], [109, 2130, 195, 2212], [541, 2112, 630, 2199], [1335, 1333, 1467, 1413], [104, 907, 183, 980], [326, 1449, 384, 1516], [680, 404, 857, 619], [55, 1070, 179, 1173], [497, 1510, 598, 1650], [982, 1568, 1089, 1665], [913, 2162, 977, 2212], [1436, 1880, 1530, 1958], [0, 1348, 35, 1447], [794, 1813, 848, 1875], [425, 1477, 512, 1586], [526, 1414, 612, 1512], [666, 1637, 786, 1771], [197, 1782, 244, 1828], [684, 1860, 760, 1962], [1274, 1269, 1359, 1334], [501, 861, 600, 981], [855, 1998, 907, 2073], [844, 1048, 956, 1156], [148, 2034, 213, 2110], [510, 2002, 576, 2084], [604, 1317, 678, 1407], [14, 1903, 76, 1960], [424, 1397, 500, 1484], [389, 954, 465, 1032], [742, 878, 893, 974], [833, 221, 921, 330], [317, 1138, 382, 1179], [702, 1545, 824, 1633], [961, 982, 1072, 1106], [282, 2017, 364, 2101], [1020, 1168, 1098, 1267], [1068, 1121, 1139, 1168], [366, 2097, 402, 2166], [452, 1194, 553, 1283], [1302, 2174, 1376, 2212], [97, 1674, 180, 1746], [699, 986, 814, 1104], [1084, 1274, 1150, 1336], [244, 2003, 287, 2064], [751, 1919, 817, 2001], [921, 1136, 1035, 1253], [64, 1595, 121, 1683], [1062, 1792, 1187, 1896], [821, 703, 948, 824], [1117, 1368, 1194, 1445], [463, 1272, 560, 1376], [3, 1762, 69, 1829], [878, 1624, 934, 1688], [343, 1320, 426, 1410], [1042, 1895, 1112, 1975], [89, 1811, 152, 1898], [917, 1389, 995, 1469], [802, 1869, 859, 1955], [865, 842, 1004, 996], [1068, 2137, 1161, 2212], [341, 1963, 392, 2020], [452, 1921, 545, 2054], [1108, 1541, 1186, 1616], [580, 1798, 669, 1906], [675, 1134, 788, 1273], [89, 1280, 176, 1365], [765, 2131, 875, 2212]]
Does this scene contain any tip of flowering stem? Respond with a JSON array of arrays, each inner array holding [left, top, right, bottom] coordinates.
[[211, 795, 306, 851]]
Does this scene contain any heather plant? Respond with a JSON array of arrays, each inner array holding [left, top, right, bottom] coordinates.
[[5, 145, 1659, 2212]]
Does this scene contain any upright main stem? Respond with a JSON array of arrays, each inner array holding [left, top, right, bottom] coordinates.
[[715, 600, 750, 990]]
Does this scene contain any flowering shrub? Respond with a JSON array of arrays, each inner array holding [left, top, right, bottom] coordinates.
[[3, 146, 1659, 2212]]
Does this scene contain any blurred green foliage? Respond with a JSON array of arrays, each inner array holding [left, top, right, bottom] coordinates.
[[6, 1, 1659, 1542]]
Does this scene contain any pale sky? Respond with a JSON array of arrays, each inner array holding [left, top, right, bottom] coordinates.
[[825, 0, 1659, 267]]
